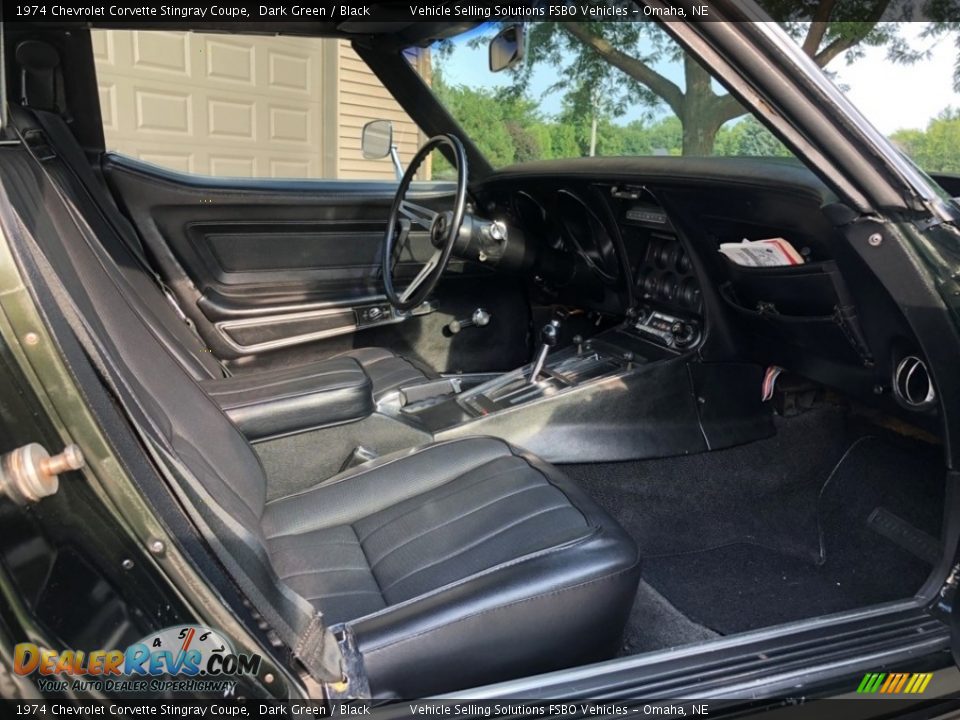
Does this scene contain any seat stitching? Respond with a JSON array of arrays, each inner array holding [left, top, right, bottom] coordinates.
[[269, 538, 358, 548], [354, 459, 529, 543], [327, 528, 602, 624], [214, 382, 369, 411], [366, 483, 545, 568], [361, 560, 641, 655], [279, 566, 372, 580], [204, 360, 366, 395], [204, 366, 365, 396], [264, 437, 512, 506], [377, 504, 573, 595], [350, 524, 383, 595], [303, 589, 383, 601]]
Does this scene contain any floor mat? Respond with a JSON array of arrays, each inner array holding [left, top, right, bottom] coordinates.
[[565, 408, 945, 638]]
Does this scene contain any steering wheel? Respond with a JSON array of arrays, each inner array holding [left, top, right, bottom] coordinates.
[[382, 134, 468, 311]]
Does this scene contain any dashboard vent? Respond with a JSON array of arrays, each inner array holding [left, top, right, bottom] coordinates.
[[893, 355, 936, 410]]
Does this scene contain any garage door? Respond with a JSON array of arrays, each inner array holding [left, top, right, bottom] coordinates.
[[92, 29, 426, 180]]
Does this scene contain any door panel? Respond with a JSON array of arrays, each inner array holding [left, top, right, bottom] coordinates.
[[182, 220, 440, 296], [102, 153, 531, 372]]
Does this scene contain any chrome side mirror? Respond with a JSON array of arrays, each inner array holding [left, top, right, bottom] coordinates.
[[361, 120, 403, 179], [361, 119, 393, 159]]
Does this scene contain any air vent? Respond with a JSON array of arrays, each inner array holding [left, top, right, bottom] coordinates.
[[893, 355, 936, 410]]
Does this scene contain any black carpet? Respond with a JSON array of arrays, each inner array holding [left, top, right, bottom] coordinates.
[[564, 407, 945, 642], [621, 582, 719, 655]]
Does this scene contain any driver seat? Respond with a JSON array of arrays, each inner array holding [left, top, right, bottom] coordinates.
[[8, 96, 432, 439]]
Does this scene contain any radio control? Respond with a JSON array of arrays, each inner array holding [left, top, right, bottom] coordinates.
[[671, 321, 698, 348], [633, 308, 700, 349]]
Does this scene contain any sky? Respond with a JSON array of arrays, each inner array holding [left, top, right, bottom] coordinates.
[[436, 22, 960, 137], [831, 24, 960, 135]]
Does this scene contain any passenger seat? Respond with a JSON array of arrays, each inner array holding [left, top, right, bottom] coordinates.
[[0, 143, 642, 698]]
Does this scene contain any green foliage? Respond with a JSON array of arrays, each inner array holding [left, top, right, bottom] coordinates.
[[435, 65, 797, 164], [891, 107, 960, 173], [433, 72, 517, 167], [715, 117, 793, 158], [449, 3, 960, 157]]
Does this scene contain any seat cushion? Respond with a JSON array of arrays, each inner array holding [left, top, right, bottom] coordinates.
[[262, 437, 640, 698], [201, 356, 373, 440], [334, 347, 432, 401]]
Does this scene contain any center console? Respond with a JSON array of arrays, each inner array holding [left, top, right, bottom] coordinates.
[[372, 197, 770, 463], [374, 306, 749, 463]]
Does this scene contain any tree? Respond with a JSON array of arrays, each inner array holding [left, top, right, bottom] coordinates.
[[715, 117, 793, 157], [431, 70, 550, 171], [891, 107, 960, 173], [512, 0, 947, 155]]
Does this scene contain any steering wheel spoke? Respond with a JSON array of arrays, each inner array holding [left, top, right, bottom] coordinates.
[[391, 218, 412, 270], [399, 200, 439, 230], [399, 248, 443, 304]]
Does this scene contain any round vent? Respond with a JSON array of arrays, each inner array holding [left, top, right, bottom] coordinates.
[[894, 356, 936, 410]]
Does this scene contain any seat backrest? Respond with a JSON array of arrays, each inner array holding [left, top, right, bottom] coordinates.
[[0, 144, 268, 537], [9, 45, 223, 382]]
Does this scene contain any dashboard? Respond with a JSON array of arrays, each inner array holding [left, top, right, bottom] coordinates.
[[472, 156, 939, 430], [476, 174, 706, 353]]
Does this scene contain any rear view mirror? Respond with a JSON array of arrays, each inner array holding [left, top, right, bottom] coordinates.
[[361, 120, 393, 159], [490, 25, 524, 73]]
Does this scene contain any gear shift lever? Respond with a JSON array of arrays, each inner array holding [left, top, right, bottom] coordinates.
[[528, 318, 562, 384]]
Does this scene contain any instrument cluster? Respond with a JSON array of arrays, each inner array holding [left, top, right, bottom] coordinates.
[[636, 235, 702, 312], [621, 199, 702, 315]]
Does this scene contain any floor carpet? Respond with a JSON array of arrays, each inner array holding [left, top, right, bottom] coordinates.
[[563, 407, 945, 644]]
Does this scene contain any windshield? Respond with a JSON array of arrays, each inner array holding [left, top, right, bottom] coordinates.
[[409, 19, 789, 168], [409, 13, 960, 194]]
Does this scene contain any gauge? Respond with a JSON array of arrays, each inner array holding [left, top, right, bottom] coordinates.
[[637, 266, 658, 296], [680, 277, 701, 309], [555, 190, 619, 283], [656, 243, 677, 271], [513, 191, 547, 234], [658, 273, 679, 302]]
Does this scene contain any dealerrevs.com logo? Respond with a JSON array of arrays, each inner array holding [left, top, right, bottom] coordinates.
[[13, 625, 262, 694]]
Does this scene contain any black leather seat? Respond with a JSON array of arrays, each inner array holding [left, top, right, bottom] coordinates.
[[7, 98, 430, 438], [1, 143, 642, 698], [264, 437, 640, 696]]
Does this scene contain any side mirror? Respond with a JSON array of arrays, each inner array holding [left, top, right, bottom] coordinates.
[[361, 120, 393, 159], [489, 24, 524, 73]]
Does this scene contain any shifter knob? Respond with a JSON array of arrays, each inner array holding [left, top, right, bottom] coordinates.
[[542, 319, 561, 348], [529, 318, 563, 385]]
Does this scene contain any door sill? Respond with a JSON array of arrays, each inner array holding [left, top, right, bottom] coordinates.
[[442, 600, 949, 701]]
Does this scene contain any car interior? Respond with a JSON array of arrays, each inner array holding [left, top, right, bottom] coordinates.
[[0, 23, 950, 700]]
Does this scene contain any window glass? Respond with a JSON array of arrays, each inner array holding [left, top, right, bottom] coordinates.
[[411, 19, 793, 167], [92, 30, 426, 179], [811, 22, 960, 177]]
